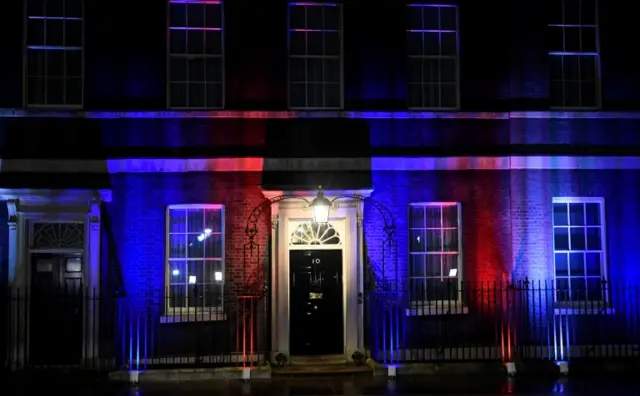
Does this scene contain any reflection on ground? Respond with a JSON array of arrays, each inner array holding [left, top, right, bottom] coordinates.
[[5, 374, 640, 395]]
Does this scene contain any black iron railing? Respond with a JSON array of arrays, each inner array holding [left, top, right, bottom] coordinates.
[[367, 279, 640, 363], [1, 287, 118, 371], [3, 279, 640, 371]]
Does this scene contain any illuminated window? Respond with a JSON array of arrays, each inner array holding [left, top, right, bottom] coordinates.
[[167, 205, 225, 312], [409, 203, 462, 302], [552, 197, 607, 303], [24, 0, 84, 108], [406, 4, 459, 109], [168, 0, 224, 109], [288, 2, 343, 109], [549, 0, 600, 108]]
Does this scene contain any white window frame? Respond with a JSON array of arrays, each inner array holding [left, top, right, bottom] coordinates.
[[287, 2, 344, 110], [408, 202, 466, 315], [548, 0, 601, 109], [406, 4, 460, 110], [552, 197, 608, 308], [23, 0, 85, 108], [164, 204, 225, 321], [166, 0, 226, 109]]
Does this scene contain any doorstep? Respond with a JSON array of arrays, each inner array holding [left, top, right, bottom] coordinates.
[[108, 365, 271, 383], [367, 360, 560, 376]]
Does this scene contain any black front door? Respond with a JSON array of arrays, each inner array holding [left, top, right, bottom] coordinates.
[[29, 253, 84, 366], [289, 249, 343, 355]]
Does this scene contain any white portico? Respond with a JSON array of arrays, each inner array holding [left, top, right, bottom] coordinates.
[[264, 189, 372, 359]]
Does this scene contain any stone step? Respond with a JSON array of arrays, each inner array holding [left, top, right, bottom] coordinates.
[[271, 364, 372, 377], [289, 355, 349, 366]]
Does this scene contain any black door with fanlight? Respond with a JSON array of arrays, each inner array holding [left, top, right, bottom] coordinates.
[[29, 253, 84, 366], [289, 249, 343, 355]]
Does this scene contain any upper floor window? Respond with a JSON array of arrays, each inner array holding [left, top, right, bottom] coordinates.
[[406, 4, 459, 110], [168, 0, 225, 109], [25, 0, 84, 108], [409, 203, 462, 303], [549, 0, 600, 109], [552, 197, 606, 303], [288, 2, 343, 109], [167, 205, 225, 313]]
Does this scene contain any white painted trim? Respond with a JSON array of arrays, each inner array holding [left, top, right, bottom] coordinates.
[[2, 109, 640, 119], [551, 197, 608, 305], [164, 204, 226, 315], [5, 157, 640, 174], [270, 192, 362, 359], [3, 188, 108, 368]]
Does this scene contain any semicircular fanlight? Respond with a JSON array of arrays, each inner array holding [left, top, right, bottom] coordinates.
[[290, 222, 342, 246]]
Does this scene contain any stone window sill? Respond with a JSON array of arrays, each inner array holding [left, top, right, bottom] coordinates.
[[554, 306, 615, 316], [406, 304, 469, 316], [160, 312, 226, 323]]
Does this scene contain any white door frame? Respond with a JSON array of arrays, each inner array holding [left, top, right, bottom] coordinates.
[[0, 188, 111, 368], [263, 189, 372, 359]]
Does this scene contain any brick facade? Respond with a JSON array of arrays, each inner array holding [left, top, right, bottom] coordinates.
[[108, 172, 270, 300]]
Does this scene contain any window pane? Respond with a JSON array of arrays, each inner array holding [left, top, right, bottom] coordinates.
[[553, 199, 606, 302], [586, 227, 601, 250], [204, 234, 223, 258], [569, 203, 584, 225], [288, 4, 342, 109], [170, 285, 186, 308], [169, 262, 186, 283], [410, 206, 425, 228], [585, 252, 601, 276], [187, 209, 204, 232], [410, 254, 426, 277], [170, 209, 187, 232], [569, 252, 585, 276], [442, 229, 458, 251], [426, 229, 442, 252], [442, 254, 458, 277], [169, 234, 186, 258], [425, 206, 441, 227], [410, 229, 426, 253], [204, 209, 222, 232], [569, 227, 586, 250], [585, 203, 600, 225], [555, 253, 569, 277], [554, 227, 569, 250], [426, 254, 441, 277]]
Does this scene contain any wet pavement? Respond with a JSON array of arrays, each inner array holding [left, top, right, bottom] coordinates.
[[4, 375, 640, 395]]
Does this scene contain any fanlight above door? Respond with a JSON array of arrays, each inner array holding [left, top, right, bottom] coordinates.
[[290, 222, 342, 246]]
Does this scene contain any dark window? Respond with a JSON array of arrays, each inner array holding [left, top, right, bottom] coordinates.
[[168, 0, 224, 109], [406, 4, 459, 109], [549, 0, 599, 108], [288, 3, 342, 109], [409, 203, 461, 303], [25, 0, 84, 107], [167, 206, 225, 311], [553, 199, 606, 303]]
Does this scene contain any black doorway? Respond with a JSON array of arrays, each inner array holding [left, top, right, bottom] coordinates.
[[289, 249, 343, 355], [29, 253, 84, 366]]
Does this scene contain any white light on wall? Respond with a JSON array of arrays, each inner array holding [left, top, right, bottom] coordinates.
[[449, 268, 458, 277], [172, 269, 180, 276], [188, 275, 197, 284], [214, 271, 223, 281]]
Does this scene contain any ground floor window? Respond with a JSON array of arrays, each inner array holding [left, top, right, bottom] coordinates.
[[409, 202, 462, 303], [552, 197, 607, 303], [166, 204, 225, 312]]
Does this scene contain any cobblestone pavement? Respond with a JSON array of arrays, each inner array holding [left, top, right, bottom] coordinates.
[[4, 374, 639, 395]]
